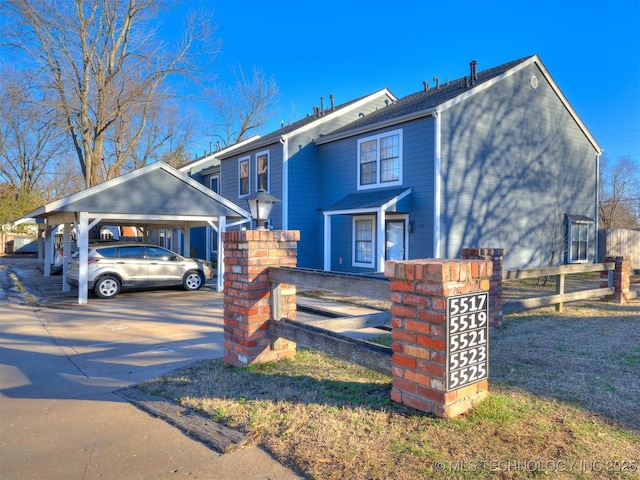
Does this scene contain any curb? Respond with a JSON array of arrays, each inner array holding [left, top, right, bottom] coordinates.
[[115, 387, 248, 454]]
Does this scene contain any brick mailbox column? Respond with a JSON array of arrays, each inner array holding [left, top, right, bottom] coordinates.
[[222, 230, 299, 367], [600, 256, 631, 305], [385, 258, 492, 418]]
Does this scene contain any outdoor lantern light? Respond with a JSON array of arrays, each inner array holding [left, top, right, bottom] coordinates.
[[246, 188, 281, 229]]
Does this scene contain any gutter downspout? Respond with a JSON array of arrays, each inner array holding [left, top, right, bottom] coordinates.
[[595, 152, 601, 262], [433, 108, 442, 258], [281, 136, 289, 229]]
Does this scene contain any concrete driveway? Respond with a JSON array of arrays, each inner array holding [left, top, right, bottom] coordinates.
[[0, 256, 303, 479]]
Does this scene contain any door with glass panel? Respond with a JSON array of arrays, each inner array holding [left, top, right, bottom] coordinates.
[[385, 219, 406, 261]]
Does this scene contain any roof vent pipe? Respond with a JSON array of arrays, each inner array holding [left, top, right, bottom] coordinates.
[[470, 60, 477, 85], [320, 97, 324, 115], [423, 80, 429, 91], [330, 94, 335, 110], [313, 106, 319, 118], [433, 76, 440, 89]]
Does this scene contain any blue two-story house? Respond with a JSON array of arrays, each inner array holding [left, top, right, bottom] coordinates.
[[188, 54, 602, 272]]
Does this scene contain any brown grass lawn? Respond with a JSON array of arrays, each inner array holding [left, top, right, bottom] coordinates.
[[139, 296, 640, 480]]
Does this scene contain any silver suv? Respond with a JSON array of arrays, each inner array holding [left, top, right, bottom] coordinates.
[[66, 242, 213, 299]]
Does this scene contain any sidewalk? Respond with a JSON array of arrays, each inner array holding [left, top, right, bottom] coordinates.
[[0, 255, 305, 480]]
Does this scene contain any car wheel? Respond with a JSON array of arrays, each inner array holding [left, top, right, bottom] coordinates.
[[183, 271, 204, 291], [94, 275, 121, 299]]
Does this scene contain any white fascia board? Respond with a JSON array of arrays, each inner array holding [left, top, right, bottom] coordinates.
[[380, 187, 412, 211], [220, 88, 398, 157], [437, 55, 602, 154], [179, 135, 261, 174], [315, 108, 437, 145], [290, 88, 397, 139], [323, 207, 382, 216]]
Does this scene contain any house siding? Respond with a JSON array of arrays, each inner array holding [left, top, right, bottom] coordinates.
[[317, 116, 436, 272], [220, 143, 285, 227], [439, 63, 598, 269], [290, 99, 395, 268]]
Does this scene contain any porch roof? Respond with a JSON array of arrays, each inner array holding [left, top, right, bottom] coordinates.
[[323, 187, 412, 214]]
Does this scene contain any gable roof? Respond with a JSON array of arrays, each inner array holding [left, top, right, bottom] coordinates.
[[24, 161, 249, 225], [217, 88, 397, 159], [315, 55, 602, 154]]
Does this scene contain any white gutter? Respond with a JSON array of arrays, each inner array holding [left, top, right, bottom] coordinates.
[[281, 136, 289, 229], [433, 108, 442, 258]]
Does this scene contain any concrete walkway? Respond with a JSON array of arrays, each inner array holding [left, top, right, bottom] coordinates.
[[0, 255, 304, 480]]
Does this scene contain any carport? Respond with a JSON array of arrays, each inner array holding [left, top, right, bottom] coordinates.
[[22, 162, 250, 304]]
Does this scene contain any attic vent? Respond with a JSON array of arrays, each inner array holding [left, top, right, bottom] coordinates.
[[423, 80, 429, 91], [531, 75, 539, 89], [433, 76, 440, 89]]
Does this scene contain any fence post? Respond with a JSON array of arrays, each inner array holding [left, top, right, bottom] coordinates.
[[600, 256, 631, 305], [460, 248, 504, 327], [222, 230, 299, 367], [385, 258, 492, 418]]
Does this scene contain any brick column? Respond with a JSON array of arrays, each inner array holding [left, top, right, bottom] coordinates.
[[223, 230, 299, 367], [460, 248, 504, 327], [385, 258, 491, 418], [600, 256, 631, 305]]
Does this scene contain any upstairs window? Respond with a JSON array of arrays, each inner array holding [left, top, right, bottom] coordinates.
[[357, 129, 402, 189], [256, 151, 269, 191], [239, 157, 250, 197]]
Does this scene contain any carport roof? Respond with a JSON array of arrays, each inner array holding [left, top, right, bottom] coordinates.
[[24, 161, 250, 227]]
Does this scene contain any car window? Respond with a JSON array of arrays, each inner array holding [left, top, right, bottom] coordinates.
[[145, 246, 175, 260], [96, 247, 118, 258], [118, 246, 145, 258]]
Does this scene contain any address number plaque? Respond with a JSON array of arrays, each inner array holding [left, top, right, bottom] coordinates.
[[446, 292, 489, 392]]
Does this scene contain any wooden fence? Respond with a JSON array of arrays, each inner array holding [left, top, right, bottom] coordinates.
[[268, 268, 393, 376], [502, 262, 616, 314], [266, 261, 629, 375], [599, 229, 640, 271]]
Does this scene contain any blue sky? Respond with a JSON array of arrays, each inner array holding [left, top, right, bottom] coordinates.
[[171, 0, 640, 165]]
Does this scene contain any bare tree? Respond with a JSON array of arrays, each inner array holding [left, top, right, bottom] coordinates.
[[599, 156, 640, 229], [206, 66, 279, 147], [0, 71, 65, 195], [535, 203, 567, 285], [2, 0, 218, 188]]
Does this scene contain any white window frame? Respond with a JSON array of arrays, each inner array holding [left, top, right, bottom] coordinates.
[[238, 156, 250, 198], [352, 215, 376, 268], [567, 219, 591, 264], [357, 129, 403, 190], [256, 150, 270, 192]]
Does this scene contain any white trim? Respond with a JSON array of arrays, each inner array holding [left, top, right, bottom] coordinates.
[[238, 156, 250, 198], [255, 150, 270, 192], [282, 137, 289, 230], [178, 135, 260, 174], [323, 213, 331, 270], [433, 108, 442, 258], [357, 129, 403, 190], [352, 215, 376, 268], [218, 89, 398, 159]]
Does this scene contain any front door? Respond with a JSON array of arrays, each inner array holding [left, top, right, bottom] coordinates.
[[385, 219, 406, 261]]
